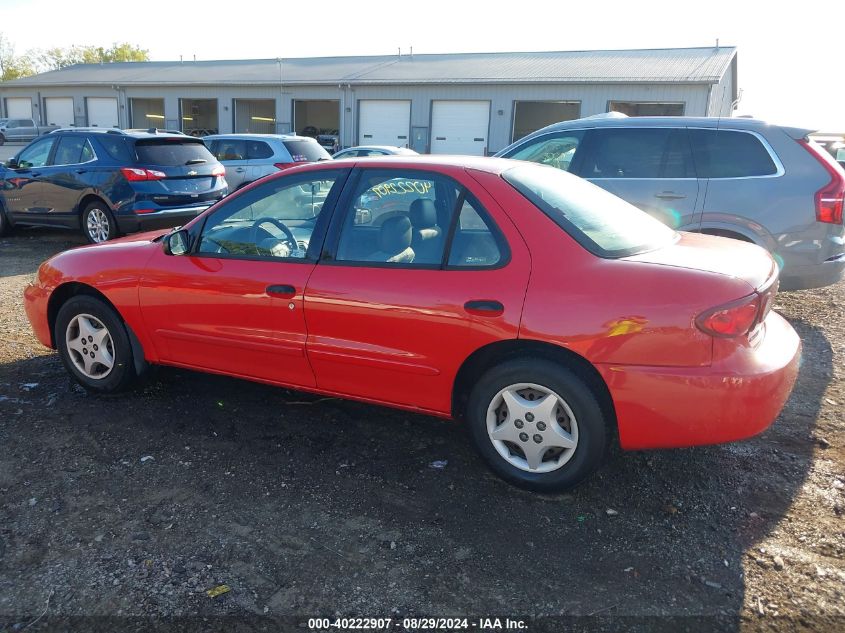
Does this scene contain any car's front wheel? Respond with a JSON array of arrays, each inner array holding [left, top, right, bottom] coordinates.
[[0, 134, 5, 146], [0, 204, 11, 236], [55, 295, 138, 393], [466, 359, 607, 492], [82, 201, 118, 243]]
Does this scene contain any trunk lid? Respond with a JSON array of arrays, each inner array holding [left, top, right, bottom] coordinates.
[[625, 232, 777, 292]]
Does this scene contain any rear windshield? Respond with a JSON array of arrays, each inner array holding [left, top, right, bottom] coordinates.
[[503, 163, 677, 258], [134, 139, 216, 166], [282, 139, 330, 162]]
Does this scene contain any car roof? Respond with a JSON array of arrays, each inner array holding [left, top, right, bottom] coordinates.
[[203, 133, 313, 141], [307, 154, 517, 174], [339, 145, 416, 152], [530, 114, 814, 136], [48, 128, 195, 140]]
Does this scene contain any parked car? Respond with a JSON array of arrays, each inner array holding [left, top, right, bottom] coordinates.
[[316, 132, 340, 154], [0, 118, 60, 145], [332, 145, 419, 159], [0, 128, 227, 243], [23, 156, 800, 492], [496, 114, 845, 291], [204, 133, 330, 190]]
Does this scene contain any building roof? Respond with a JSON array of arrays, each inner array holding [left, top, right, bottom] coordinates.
[[1, 47, 736, 87]]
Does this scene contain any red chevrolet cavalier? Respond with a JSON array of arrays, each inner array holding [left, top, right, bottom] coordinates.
[[23, 157, 800, 491]]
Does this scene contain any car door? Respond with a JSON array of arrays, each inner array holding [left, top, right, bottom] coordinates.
[[36, 134, 96, 222], [246, 139, 275, 184], [2, 135, 57, 218], [138, 167, 349, 387], [303, 165, 531, 415], [576, 127, 701, 231], [213, 138, 248, 189]]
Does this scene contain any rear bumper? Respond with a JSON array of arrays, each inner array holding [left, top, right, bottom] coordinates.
[[597, 312, 801, 451], [115, 204, 213, 234], [779, 254, 845, 291]]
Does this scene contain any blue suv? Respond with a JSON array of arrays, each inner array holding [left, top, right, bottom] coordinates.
[[0, 128, 227, 243]]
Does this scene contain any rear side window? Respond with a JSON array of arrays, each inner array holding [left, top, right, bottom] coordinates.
[[503, 162, 677, 258], [97, 135, 133, 163], [447, 199, 504, 268], [247, 140, 274, 160], [282, 139, 330, 162], [688, 129, 778, 178], [578, 128, 695, 179], [52, 136, 94, 165], [134, 139, 216, 166]]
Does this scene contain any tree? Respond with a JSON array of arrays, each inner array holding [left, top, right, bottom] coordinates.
[[0, 33, 35, 81], [0, 33, 150, 80], [34, 42, 149, 71]]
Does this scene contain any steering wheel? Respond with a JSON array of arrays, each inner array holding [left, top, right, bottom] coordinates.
[[250, 217, 298, 254]]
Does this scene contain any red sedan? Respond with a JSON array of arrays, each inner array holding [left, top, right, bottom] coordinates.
[[23, 156, 801, 491]]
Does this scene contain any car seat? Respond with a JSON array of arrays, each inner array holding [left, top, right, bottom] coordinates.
[[364, 215, 415, 263], [409, 198, 443, 263]]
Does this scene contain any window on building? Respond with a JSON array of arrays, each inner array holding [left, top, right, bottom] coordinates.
[[130, 98, 165, 129], [608, 101, 685, 117], [180, 99, 218, 136]]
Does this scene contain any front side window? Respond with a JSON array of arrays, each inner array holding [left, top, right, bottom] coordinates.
[[504, 131, 585, 173], [579, 128, 694, 179], [688, 129, 778, 178], [212, 139, 245, 161], [198, 170, 344, 259], [503, 162, 677, 258], [16, 137, 56, 168]]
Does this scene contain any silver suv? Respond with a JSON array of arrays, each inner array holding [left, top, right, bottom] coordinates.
[[496, 115, 845, 291], [204, 133, 330, 190]]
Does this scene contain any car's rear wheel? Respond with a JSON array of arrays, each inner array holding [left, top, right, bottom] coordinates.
[[55, 296, 137, 393], [82, 201, 118, 243], [0, 204, 11, 236], [466, 359, 606, 491], [0, 134, 5, 146]]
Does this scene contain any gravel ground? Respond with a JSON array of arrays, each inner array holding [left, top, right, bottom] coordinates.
[[0, 228, 843, 632]]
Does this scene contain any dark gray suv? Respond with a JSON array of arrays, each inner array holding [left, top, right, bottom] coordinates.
[[497, 115, 845, 291]]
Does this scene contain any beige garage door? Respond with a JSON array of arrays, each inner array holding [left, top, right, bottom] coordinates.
[[5, 97, 32, 119], [45, 97, 75, 127], [86, 97, 119, 128]]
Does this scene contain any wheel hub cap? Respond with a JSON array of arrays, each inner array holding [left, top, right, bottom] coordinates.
[[65, 314, 115, 379], [486, 383, 579, 473]]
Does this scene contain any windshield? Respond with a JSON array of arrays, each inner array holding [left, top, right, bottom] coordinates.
[[502, 163, 677, 258], [134, 139, 215, 166]]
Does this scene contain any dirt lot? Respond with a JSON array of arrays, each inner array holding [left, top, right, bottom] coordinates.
[[0, 228, 843, 632]]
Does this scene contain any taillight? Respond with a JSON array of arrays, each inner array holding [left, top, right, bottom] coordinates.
[[211, 165, 225, 177], [799, 139, 845, 224], [273, 162, 294, 170], [121, 167, 165, 182], [696, 294, 761, 338]]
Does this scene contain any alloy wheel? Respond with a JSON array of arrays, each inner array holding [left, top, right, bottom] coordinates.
[[86, 208, 111, 243]]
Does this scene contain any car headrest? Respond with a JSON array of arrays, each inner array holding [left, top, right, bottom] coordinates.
[[409, 198, 437, 229], [379, 215, 412, 254]]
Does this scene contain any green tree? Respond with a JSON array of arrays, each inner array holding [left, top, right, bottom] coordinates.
[[35, 42, 149, 71], [0, 33, 35, 81]]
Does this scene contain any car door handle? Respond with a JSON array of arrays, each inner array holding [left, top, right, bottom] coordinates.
[[464, 300, 504, 316], [75, 169, 87, 174], [234, 168, 245, 172], [266, 284, 296, 298], [655, 191, 686, 200], [31, 172, 41, 177]]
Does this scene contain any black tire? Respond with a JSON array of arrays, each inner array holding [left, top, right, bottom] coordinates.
[[0, 134, 5, 146], [466, 358, 607, 492], [81, 201, 119, 243], [55, 295, 138, 393], [0, 204, 11, 237]]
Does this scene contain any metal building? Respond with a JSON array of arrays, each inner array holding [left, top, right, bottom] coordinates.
[[0, 46, 737, 154]]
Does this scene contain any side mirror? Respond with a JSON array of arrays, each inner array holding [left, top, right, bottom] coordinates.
[[353, 208, 372, 225], [164, 229, 190, 256], [6, 158, 18, 169]]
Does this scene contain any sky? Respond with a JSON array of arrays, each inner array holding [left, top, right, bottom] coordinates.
[[1, 0, 843, 131]]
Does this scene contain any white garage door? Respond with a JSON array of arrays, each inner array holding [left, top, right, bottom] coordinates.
[[358, 100, 410, 147], [45, 97, 75, 127], [6, 97, 32, 119], [86, 97, 119, 128], [430, 100, 490, 156]]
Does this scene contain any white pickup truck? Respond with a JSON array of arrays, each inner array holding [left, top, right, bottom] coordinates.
[[0, 118, 59, 144]]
